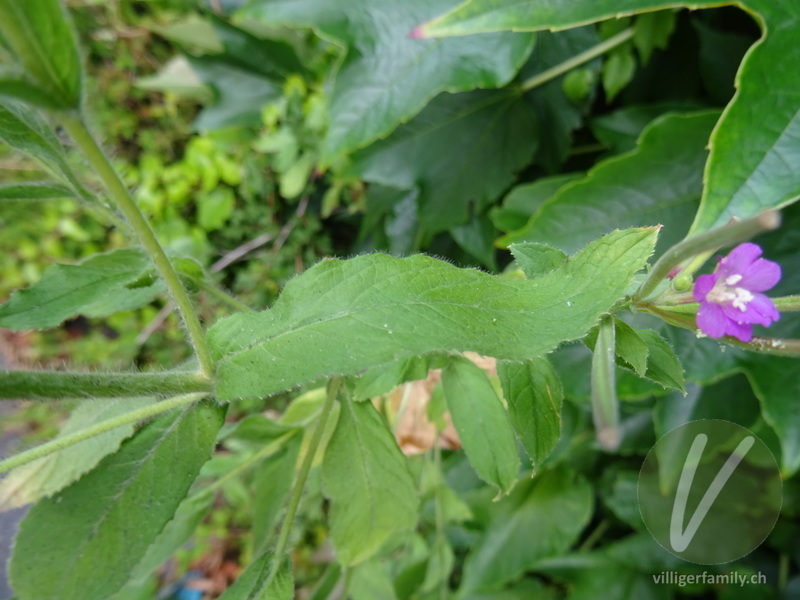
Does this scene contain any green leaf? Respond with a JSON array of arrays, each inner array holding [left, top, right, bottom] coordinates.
[[352, 355, 431, 402], [349, 559, 400, 600], [0, 0, 82, 109], [497, 358, 563, 472], [0, 248, 164, 330], [509, 243, 567, 279], [442, 356, 520, 495], [188, 55, 282, 131], [9, 401, 226, 600], [612, 320, 648, 377], [322, 394, 418, 565], [346, 89, 538, 234], [492, 173, 583, 236], [416, 0, 721, 38], [0, 397, 156, 511], [208, 227, 658, 400], [691, 0, 800, 232], [633, 11, 677, 64], [112, 491, 216, 597], [217, 551, 293, 600], [602, 50, 636, 102], [745, 358, 800, 477], [501, 111, 718, 255], [590, 103, 694, 155], [460, 468, 593, 593], [636, 329, 685, 393], [252, 436, 301, 554], [0, 101, 89, 197], [415, 0, 800, 234], [239, 0, 534, 159], [0, 181, 73, 201], [521, 27, 600, 172]]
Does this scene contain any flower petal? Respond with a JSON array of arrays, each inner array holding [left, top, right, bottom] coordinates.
[[693, 274, 718, 302], [740, 258, 781, 292], [747, 293, 781, 325], [697, 302, 727, 338], [724, 320, 753, 342], [721, 243, 762, 273]]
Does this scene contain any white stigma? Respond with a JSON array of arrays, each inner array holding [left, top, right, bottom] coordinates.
[[725, 274, 743, 286]]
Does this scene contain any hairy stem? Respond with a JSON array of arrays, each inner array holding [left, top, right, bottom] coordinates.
[[0, 392, 206, 475], [519, 28, 634, 93], [0, 370, 211, 400], [196, 279, 254, 312], [58, 114, 214, 376], [267, 377, 341, 588]]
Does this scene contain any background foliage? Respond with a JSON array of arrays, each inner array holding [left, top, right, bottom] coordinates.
[[0, 0, 798, 599]]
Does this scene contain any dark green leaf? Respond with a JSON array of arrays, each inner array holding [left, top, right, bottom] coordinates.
[[633, 11, 677, 64], [208, 228, 658, 400], [612, 320, 648, 377], [10, 401, 226, 600], [347, 89, 538, 234], [636, 329, 685, 392], [602, 50, 636, 102], [239, 0, 534, 158], [492, 173, 582, 236], [0, 248, 163, 330], [450, 213, 497, 270], [322, 394, 418, 565], [0, 397, 156, 510], [352, 355, 431, 402], [443, 356, 520, 495], [460, 468, 593, 593], [0, 0, 82, 108], [497, 358, 563, 472], [217, 551, 293, 600], [502, 111, 718, 255], [590, 103, 696, 155]]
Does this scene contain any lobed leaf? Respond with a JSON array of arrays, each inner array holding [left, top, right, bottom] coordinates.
[[9, 401, 226, 600], [208, 227, 658, 401]]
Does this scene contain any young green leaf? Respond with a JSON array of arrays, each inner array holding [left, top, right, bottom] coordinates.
[[217, 551, 293, 600], [209, 227, 658, 401], [443, 356, 520, 495], [459, 468, 593, 593], [9, 401, 226, 600], [0, 248, 163, 330], [239, 0, 534, 159], [322, 394, 418, 565], [636, 329, 685, 393], [509, 243, 567, 279], [0, 397, 156, 510], [0, 0, 82, 109], [497, 358, 563, 472]]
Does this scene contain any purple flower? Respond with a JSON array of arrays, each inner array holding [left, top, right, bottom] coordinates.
[[693, 243, 781, 342]]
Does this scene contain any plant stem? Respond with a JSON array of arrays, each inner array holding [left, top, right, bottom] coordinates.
[[0, 392, 206, 475], [58, 114, 214, 377], [196, 279, 254, 312], [591, 315, 619, 451], [0, 370, 211, 400], [519, 27, 634, 93], [267, 377, 341, 588], [634, 211, 781, 303]]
